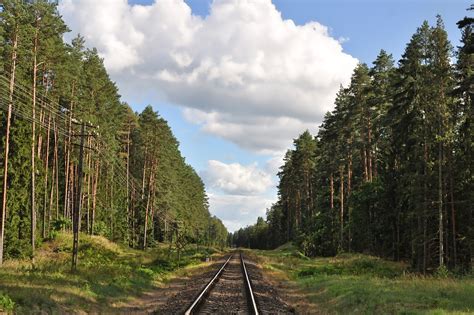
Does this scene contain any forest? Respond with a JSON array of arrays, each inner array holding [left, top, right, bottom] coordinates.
[[232, 12, 473, 274], [0, 0, 228, 267]]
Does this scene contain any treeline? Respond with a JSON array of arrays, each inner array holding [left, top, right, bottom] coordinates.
[[0, 0, 227, 265], [232, 13, 473, 273]]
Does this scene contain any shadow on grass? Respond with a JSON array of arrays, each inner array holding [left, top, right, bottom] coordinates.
[[0, 282, 96, 313], [0, 233, 222, 313], [252, 246, 474, 314]]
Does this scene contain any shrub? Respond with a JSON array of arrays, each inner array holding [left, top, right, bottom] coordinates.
[[0, 292, 15, 312], [435, 265, 450, 278], [50, 218, 72, 235]]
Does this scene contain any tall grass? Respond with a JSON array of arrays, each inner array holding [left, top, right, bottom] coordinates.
[[0, 232, 221, 313], [251, 244, 474, 314]]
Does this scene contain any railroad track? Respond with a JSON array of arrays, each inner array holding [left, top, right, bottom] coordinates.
[[183, 252, 259, 315]]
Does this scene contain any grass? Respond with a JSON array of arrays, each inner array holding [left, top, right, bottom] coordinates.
[[249, 243, 474, 315], [0, 233, 222, 314]]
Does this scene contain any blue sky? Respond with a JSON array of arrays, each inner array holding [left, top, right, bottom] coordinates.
[[126, 0, 470, 170], [60, 0, 471, 231], [130, 0, 469, 63]]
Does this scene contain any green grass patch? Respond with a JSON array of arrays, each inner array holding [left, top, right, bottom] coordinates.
[[0, 291, 15, 313], [250, 244, 474, 314], [0, 233, 222, 313]]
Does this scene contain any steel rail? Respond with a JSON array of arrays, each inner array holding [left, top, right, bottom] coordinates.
[[240, 252, 259, 315], [184, 255, 233, 315]]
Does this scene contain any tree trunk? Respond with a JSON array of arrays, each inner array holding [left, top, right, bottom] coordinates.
[[109, 164, 114, 239], [49, 120, 57, 236], [37, 108, 44, 159], [0, 26, 18, 266], [126, 124, 131, 244], [143, 162, 155, 249], [450, 165, 457, 268], [141, 147, 148, 200], [54, 121, 59, 220], [373, 144, 378, 179], [42, 114, 51, 239], [91, 160, 99, 235], [368, 115, 373, 182], [31, 23, 40, 262], [36, 66, 48, 160], [68, 163, 75, 223], [131, 188, 136, 247], [64, 82, 75, 218], [296, 190, 301, 228], [339, 165, 344, 251], [423, 143, 429, 274], [71, 123, 85, 271], [330, 173, 334, 210], [438, 141, 444, 267], [363, 148, 369, 182], [86, 137, 92, 234], [348, 154, 352, 195]]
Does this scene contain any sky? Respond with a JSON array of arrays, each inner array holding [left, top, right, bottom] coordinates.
[[58, 0, 471, 232]]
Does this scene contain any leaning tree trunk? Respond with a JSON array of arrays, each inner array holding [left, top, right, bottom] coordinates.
[[143, 163, 155, 250]]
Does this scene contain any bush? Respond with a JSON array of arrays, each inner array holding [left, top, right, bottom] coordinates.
[[435, 265, 450, 278], [50, 218, 72, 237], [0, 292, 15, 312], [5, 238, 31, 259], [93, 221, 109, 238], [297, 255, 403, 279]]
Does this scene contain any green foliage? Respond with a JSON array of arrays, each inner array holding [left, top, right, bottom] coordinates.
[[298, 255, 402, 279], [0, 0, 226, 266], [51, 218, 71, 232], [435, 265, 451, 279], [0, 232, 223, 313], [233, 12, 473, 275], [0, 292, 15, 312], [252, 248, 474, 314]]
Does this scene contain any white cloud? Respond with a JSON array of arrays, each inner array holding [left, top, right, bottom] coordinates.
[[202, 160, 273, 195], [59, 0, 358, 154], [265, 154, 285, 175], [208, 193, 275, 232], [202, 160, 276, 231]]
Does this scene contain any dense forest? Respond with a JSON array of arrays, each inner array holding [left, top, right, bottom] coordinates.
[[0, 0, 227, 267], [233, 12, 473, 273]]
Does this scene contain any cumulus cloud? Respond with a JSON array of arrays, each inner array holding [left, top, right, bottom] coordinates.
[[59, 0, 358, 154], [208, 193, 275, 232], [202, 160, 273, 195], [202, 160, 275, 231]]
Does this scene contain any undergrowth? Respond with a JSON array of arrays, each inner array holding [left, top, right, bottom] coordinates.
[[250, 243, 474, 314], [0, 232, 221, 313]]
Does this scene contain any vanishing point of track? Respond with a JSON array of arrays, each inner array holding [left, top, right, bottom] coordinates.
[[184, 252, 259, 315]]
